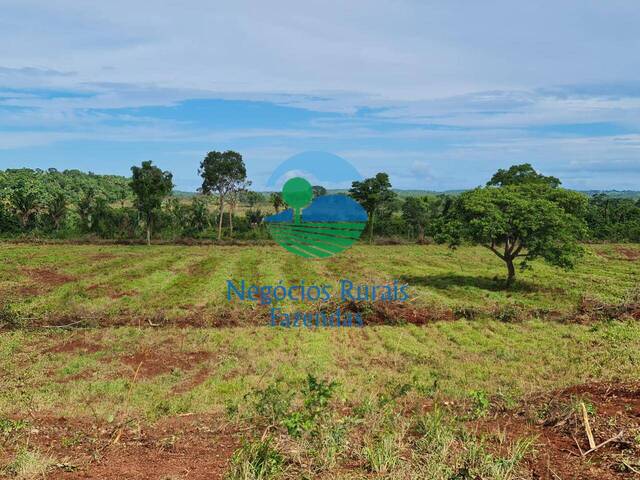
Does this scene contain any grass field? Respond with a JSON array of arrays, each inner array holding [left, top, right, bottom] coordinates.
[[0, 243, 639, 479], [0, 243, 638, 323]]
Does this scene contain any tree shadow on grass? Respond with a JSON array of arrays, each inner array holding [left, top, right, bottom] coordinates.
[[399, 273, 540, 293]]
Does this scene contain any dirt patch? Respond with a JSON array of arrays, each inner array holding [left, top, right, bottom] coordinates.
[[571, 289, 640, 323], [109, 289, 138, 299], [44, 337, 102, 354], [335, 300, 456, 325], [0, 415, 238, 480], [120, 349, 214, 378], [22, 267, 76, 286], [595, 246, 640, 262], [172, 368, 212, 394], [88, 252, 118, 261], [476, 382, 640, 479], [615, 246, 640, 261], [16, 284, 41, 297]]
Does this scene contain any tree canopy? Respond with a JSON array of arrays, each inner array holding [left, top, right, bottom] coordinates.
[[487, 163, 561, 188], [349, 173, 396, 244], [130, 161, 173, 245], [199, 150, 247, 240], [439, 183, 587, 286]]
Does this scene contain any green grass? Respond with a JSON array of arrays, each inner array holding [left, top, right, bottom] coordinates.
[[1, 319, 638, 420], [0, 243, 638, 322], [1, 243, 638, 478]]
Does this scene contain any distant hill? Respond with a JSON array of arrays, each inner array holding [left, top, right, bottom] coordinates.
[[579, 190, 640, 199], [2, 168, 638, 201]]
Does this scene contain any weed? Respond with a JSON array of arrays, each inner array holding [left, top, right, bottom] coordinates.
[[0, 418, 28, 448], [0, 304, 24, 329], [249, 383, 293, 427], [3, 449, 55, 479], [469, 390, 491, 418], [362, 431, 402, 473], [226, 438, 284, 480]]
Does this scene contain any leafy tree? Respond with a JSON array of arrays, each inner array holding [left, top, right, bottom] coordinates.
[[8, 180, 40, 229], [440, 183, 587, 286], [487, 163, 561, 188], [188, 196, 211, 235], [130, 161, 173, 245], [312, 185, 327, 197], [270, 192, 284, 213], [246, 209, 264, 225], [227, 180, 251, 236], [77, 188, 95, 232], [45, 190, 68, 231], [586, 194, 640, 241], [199, 151, 247, 240], [243, 190, 263, 208], [349, 173, 396, 244], [402, 196, 440, 243]]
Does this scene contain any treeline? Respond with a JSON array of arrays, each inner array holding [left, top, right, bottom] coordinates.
[[0, 163, 268, 241], [1, 157, 639, 245]]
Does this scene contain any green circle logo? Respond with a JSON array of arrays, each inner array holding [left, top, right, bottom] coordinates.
[[265, 177, 368, 259], [282, 177, 313, 224]]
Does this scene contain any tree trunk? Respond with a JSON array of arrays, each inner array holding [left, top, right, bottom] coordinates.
[[217, 196, 224, 241], [146, 224, 151, 246], [505, 257, 516, 287], [418, 225, 425, 244], [229, 205, 234, 236], [368, 211, 375, 245]]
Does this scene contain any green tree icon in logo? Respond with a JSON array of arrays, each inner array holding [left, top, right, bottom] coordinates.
[[282, 177, 313, 224]]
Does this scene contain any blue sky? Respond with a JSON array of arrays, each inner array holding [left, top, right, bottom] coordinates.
[[0, 1, 639, 191]]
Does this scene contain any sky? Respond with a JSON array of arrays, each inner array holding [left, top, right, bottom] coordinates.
[[0, 0, 639, 191]]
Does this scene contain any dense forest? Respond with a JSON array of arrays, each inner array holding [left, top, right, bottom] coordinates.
[[1, 161, 640, 244]]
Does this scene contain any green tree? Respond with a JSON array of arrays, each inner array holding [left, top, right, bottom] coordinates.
[[270, 192, 284, 213], [46, 190, 68, 231], [227, 180, 251, 236], [487, 163, 561, 188], [77, 188, 95, 232], [199, 151, 247, 240], [440, 183, 587, 286], [130, 161, 173, 245], [402, 196, 440, 243], [243, 190, 263, 208], [9, 180, 40, 229], [349, 173, 396, 244]]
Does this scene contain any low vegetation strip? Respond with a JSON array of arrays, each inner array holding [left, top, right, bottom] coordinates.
[[1, 321, 639, 477], [0, 243, 638, 327]]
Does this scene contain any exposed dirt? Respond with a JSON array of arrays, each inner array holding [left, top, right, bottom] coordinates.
[[476, 382, 640, 480], [615, 246, 640, 261], [171, 368, 212, 394], [2, 382, 638, 478], [0, 415, 238, 480], [22, 267, 76, 287], [88, 253, 118, 261], [44, 337, 102, 354], [596, 246, 640, 262], [120, 349, 214, 379], [327, 300, 456, 325], [571, 290, 640, 323]]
